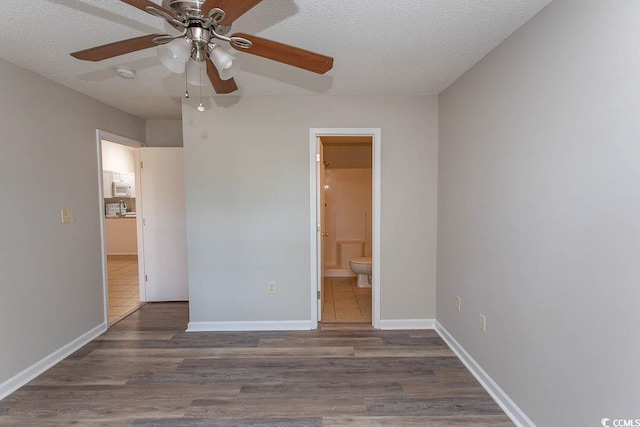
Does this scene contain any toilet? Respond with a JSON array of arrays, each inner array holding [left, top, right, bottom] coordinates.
[[349, 257, 372, 288]]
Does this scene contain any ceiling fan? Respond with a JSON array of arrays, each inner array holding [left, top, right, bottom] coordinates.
[[71, 0, 334, 95]]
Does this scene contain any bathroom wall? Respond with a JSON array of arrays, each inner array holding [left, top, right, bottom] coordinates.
[[324, 168, 372, 270]]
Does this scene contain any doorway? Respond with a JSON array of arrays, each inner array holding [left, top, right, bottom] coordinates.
[[97, 131, 145, 326], [310, 128, 382, 328], [321, 136, 372, 323], [97, 132, 189, 328]]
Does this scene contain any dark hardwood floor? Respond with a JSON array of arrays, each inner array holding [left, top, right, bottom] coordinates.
[[0, 303, 513, 426]]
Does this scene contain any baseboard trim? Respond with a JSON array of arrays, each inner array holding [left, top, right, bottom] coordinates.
[[435, 321, 535, 427], [379, 319, 435, 329], [323, 269, 355, 278], [186, 320, 314, 332], [0, 322, 107, 401]]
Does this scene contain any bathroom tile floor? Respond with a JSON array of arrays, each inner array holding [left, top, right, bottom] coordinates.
[[322, 276, 372, 323], [107, 255, 144, 326]]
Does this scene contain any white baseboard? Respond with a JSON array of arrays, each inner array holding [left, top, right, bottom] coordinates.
[[435, 321, 535, 427], [379, 319, 435, 329], [0, 322, 107, 401], [323, 269, 355, 278], [186, 320, 314, 332]]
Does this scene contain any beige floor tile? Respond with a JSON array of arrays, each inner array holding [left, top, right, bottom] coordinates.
[[109, 298, 127, 307], [109, 290, 134, 299], [114, 299, 143, 309], [321, 277, 371, 324], [110, 305, 137, 316], [107, 255, 143, 326]]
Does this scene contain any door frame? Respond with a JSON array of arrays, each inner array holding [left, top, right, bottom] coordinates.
[[309, 128, 382, 329], [96, 130, 146, 325]]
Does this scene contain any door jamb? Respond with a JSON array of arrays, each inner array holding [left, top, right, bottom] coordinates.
[[309, 128, 382, 329], [96, 130, 146, 326]]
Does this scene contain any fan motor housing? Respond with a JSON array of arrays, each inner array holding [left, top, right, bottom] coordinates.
[[163, 0, 207, 19], [162, 0, 230, 36]]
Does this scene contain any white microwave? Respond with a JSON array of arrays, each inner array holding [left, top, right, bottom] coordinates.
[[112, 182, 132, 198]]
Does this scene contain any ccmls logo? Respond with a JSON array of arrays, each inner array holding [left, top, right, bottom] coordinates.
[[602, 418, 640, 427]]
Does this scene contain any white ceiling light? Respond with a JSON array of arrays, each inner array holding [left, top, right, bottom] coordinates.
[[162, 41, 239, 85], [114, 65, 136, 79], [157, 39, 191, 73], [209, 45, 239, 81], [186, 58, 207, 86]]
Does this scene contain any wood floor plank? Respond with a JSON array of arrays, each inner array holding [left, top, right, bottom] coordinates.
[[354, 346, 456, 358], [323, 415, 514, 426], [88, 346, 356, 359], [238, 382, 405, 399], [95, 331, 176, 341], [400, 382, 490, 398], [133, 417, 323, 426], [187, 397, 368, 418], [365, 396, 506, 416], [257, 337, 383, 347], [0, 302, 513, 426]]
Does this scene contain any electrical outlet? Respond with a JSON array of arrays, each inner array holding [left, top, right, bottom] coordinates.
[[480, 314, 487, 332], [267, 281, 276, 294], [455, 296, 461, 312], [61, 208, 74, 224]]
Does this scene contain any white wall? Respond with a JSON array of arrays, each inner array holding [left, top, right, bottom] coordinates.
[[145, 119, 183, 147], [0, 58, 144, 389], [101, 139, 135, 173], [183, 96, 438, 324], [437, 0, 640, 425]]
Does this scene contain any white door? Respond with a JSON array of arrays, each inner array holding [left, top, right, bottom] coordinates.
[[139, 147, 188, 301]]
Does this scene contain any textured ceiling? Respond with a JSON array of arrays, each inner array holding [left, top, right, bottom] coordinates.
[[0, 0, 552, 120]]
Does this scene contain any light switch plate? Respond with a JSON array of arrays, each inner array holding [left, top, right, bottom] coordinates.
[[61, 208, 74, 224], [480, 314, 487, 332]]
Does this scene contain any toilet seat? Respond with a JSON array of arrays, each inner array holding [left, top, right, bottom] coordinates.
[[350, 257, 372, 265]]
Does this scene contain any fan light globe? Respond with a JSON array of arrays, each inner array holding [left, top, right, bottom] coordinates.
[[157, 39, 191, 73], [186, 59, 207, 86], [210, 46, 239, 81]]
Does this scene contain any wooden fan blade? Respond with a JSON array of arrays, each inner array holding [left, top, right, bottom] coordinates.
[[206, 59, 238, 94], [118, 0, 175, 17], [71, 34, 166, 61], [202, 0, 262, 25], [231, 33, 333, 74]]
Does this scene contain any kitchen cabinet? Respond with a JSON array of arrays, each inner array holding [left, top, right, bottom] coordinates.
[[122, 172, 136, 197], [105, 218, 138, 255], [104, 170, 136, 198]]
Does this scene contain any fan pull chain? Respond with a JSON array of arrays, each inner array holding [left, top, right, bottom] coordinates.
[[197, 62, 205, 112], [184, 60, 190, 98]]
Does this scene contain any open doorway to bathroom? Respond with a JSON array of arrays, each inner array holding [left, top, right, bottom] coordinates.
[[311, 128, 381, 328], [320, 136, 373, 324]]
